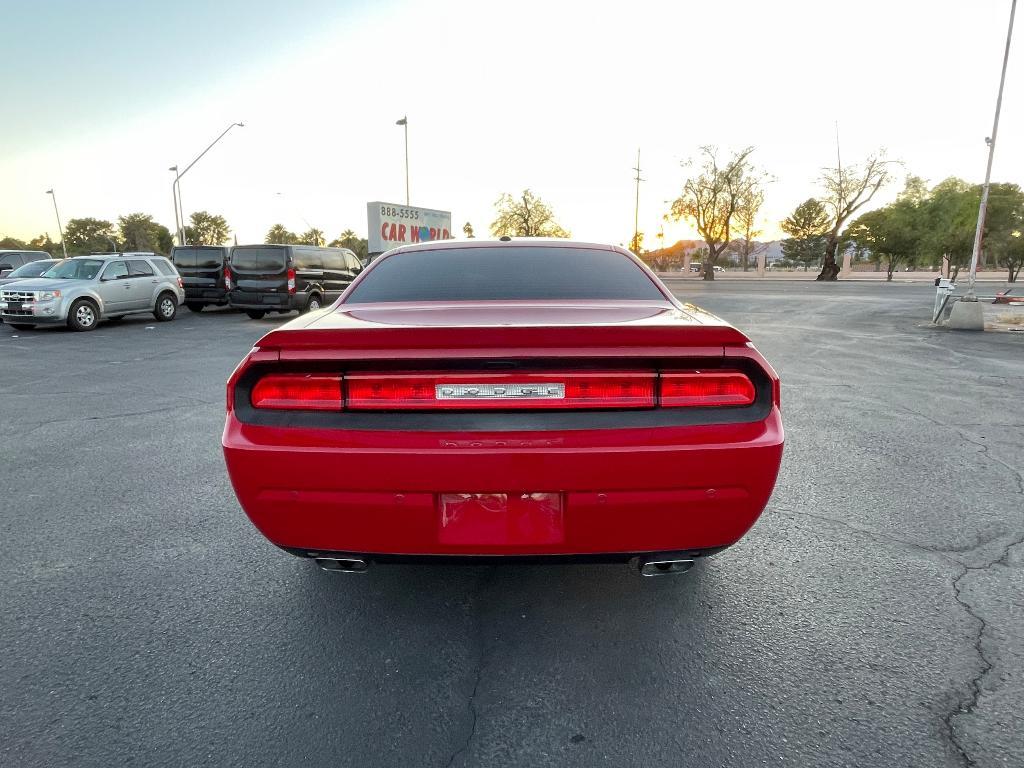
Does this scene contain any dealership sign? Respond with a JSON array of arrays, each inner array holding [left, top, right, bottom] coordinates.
[[367, 201, 452, 253]]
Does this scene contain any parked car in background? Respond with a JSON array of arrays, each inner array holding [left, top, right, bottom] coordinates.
[[0, 259, 61, 288], [223, 239, 784, 575], [0, 253, 184, 331], [227, 244, 362, 319], [171, 245, 230, 312], [0, 250, 51, 277]]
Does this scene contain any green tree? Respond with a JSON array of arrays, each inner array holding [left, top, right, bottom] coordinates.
[[186, 211, 230, 245], [64, 218, 119, 255], [845, 190, 923, 281], [490, 190, 570, 238], [781, 198, 830, 271], [668, 146, 764, 280], [27, 234, 62, 257], [0, 236, 28, 249], [462, 221, 475, 238], [817, 153, 895, 280], [265, 224, 299, 244], [118, 213, 173, 254], [993, 232, 1023, 283], [629, 231, 644, 254], [328, 229, 368, 261], [298, 228, 326, 246]]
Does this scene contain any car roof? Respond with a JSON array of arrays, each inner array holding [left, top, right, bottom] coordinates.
[[0, 249, 49, 254], [84, 252, 161, 259]]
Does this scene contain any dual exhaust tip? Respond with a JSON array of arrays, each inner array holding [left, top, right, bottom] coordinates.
[[313, 554, 696, 576]]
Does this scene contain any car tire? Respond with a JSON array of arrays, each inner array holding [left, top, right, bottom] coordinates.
[[67, 299, 99, 332], [246, 310, 266, 320], [184, 302, 205, 312], [8, 323, 35, 331], [304, 294, 322, 313], [154, 292, 178, 322]]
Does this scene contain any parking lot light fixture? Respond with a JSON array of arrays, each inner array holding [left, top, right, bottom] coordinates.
[[175, 121, 245, 246], [45, 189, 68, 259]]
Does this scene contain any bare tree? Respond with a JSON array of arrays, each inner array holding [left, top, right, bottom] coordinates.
[[490, 190, 570, 238], [668, 146, 761, 280], [817, 153, 895, 280], [734, 185, 765, 271]]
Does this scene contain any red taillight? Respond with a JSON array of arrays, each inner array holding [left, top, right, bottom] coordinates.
[[251, 374, 343, 410], [224, 266, 232, 290], [287, 268, 296, 294], [346, 372, 656, 410], [246, 369, 758, 412], [177, 277, 184, 288], [659, 371, 755, 407]]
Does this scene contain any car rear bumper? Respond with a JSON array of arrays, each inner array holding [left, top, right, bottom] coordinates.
[[222, 409, 784, 556], [227, 290, 300, 311], [184, 287, 227, 303]]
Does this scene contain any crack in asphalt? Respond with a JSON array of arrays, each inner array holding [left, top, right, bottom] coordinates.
[[21, 399, 220, 435], [445, 568, 495, 768]]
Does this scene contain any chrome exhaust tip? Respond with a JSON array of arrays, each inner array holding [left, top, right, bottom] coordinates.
[[314, 557, 369, 574], [638, 558, 695, 577]]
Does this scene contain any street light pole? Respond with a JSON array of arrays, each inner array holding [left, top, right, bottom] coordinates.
[[396, 116, 409, 205], [169, 166, 182, 245], [45, 189, 68, 259], [174, 121, 244, 246], [965, 0, 1017, 301], [632, 148, 643, 254]]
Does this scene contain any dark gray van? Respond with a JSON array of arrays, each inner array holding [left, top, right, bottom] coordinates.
[[0, 250, 51, 277], [226, 244, 362, 319], [171, 245, 230, 311]]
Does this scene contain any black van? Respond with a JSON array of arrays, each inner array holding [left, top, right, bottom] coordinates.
[[170, 245, 230, 311], [227, 244, 362, 319]]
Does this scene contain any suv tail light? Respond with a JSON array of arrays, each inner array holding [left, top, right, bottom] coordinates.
[[287, 268, 296, 294], [224, 266, 233, 290], [248, 370, 757, 411], [251, 374, 343, 410], [177, 277, 184, 288]]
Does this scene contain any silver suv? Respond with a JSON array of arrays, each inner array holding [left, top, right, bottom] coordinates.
[[0, 253, 185, 332]]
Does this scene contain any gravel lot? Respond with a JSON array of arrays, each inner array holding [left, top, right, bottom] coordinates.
[[1, 282, 1021, 768]]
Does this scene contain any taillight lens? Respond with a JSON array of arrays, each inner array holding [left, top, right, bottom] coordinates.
[[251, 374, 342, 410], [177, 277, 184, 288], [287, 268, 296, 294], [224, 267, 232, 290], [660, 371, 755, 407], [246, 370, 757, 411], [346, 372, 656, 410]]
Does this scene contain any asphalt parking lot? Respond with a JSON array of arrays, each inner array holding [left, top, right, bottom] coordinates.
[[1, 282, 1022, 768]]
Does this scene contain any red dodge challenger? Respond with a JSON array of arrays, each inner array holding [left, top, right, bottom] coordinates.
[[223, 239, 784, 575]]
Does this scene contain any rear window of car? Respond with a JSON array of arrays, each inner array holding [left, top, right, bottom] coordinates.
[[152, 259, 178, 276], [231, 247, 287, 271], [173, 246, 224, 269], [344, 246, 665, 303]]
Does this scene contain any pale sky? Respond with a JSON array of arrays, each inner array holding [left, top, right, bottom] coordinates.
[[2, 0, 1021, 248]]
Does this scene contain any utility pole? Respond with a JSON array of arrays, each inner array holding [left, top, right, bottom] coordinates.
[[632, 148, 643, 253], [966, 0, 1017, 301], [45, 189, 68, 259], [396, 116, 409, 205]]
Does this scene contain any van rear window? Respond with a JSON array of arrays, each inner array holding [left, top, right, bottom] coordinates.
[[173, 247, 225, 269], [232, 248, 287, 271]]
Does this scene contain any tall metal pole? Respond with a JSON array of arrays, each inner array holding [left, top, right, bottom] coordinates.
[[175, 121, 244, 247], [169, 166, 181, 245], [45, 189, 68, 259], [965, 0, 1017, 301], [396, 116, 409, 205], [632, 148, 643, 253]]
